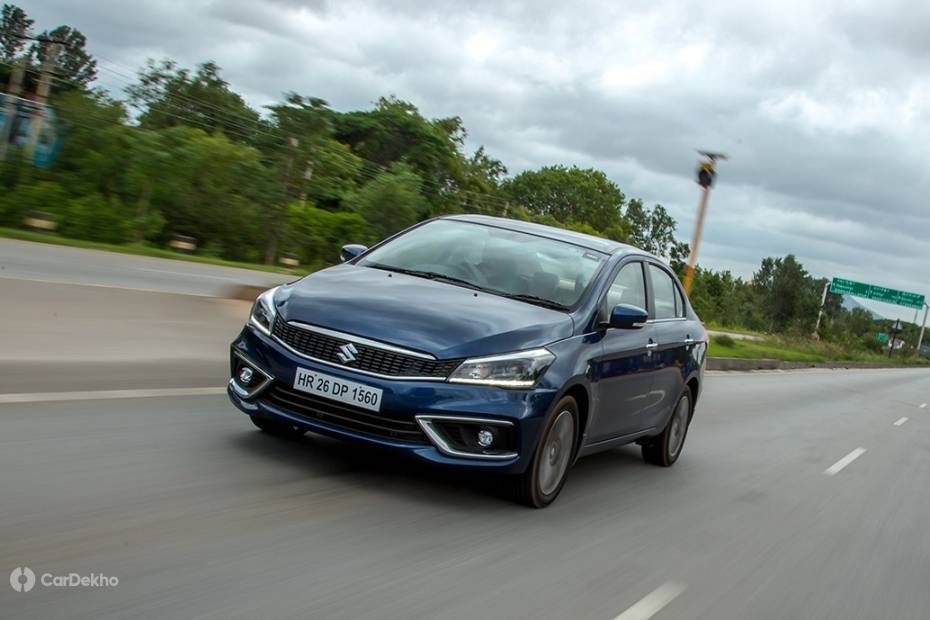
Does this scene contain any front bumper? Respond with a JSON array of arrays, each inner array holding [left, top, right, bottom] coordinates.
[[227, 325, 557, 473]]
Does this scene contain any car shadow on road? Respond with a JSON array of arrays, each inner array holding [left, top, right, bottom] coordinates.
[[228, 426, 669, 510]]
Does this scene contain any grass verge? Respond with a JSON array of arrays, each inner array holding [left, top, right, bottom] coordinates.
[[709, 334, 929, 365], [0, 227, 313, 276]]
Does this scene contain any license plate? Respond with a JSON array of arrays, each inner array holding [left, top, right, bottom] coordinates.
[[293, 367, 383, 412]]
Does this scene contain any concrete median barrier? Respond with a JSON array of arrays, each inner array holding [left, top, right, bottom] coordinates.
[[708, 357, 923, 371], [225, 284, 267, 302]]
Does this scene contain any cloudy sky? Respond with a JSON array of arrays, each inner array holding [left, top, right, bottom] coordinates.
[[24, 0, 930, 319]]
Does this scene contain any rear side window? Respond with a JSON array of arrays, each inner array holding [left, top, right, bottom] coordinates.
[[605, 262, 646, 311], [648, 264, 682, 319]]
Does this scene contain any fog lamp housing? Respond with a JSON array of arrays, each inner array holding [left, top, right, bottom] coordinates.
[[415, 416, 517, 460], [230, 349, 273, 399]]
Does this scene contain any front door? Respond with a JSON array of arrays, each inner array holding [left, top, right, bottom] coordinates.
[[588, 261, 658, 442]]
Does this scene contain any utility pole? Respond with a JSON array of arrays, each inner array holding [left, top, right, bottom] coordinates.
[[0, 56, 27, 162], [812, 280, 830, 338], [682, 151, 727, 295], [26, 42, 60, 161], [916, 303, 929, 355]]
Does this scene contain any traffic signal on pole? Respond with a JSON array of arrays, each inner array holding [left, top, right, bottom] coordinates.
[[697, 161, 715, 188]]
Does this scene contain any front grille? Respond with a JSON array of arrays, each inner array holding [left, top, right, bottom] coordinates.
[[262, 383, 427, 443], [272, 318, 461, 379]]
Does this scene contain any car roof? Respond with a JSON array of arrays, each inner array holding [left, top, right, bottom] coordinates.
[[442, 214, 640, 256]]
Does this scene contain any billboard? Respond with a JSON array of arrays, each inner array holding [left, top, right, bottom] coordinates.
[[0, 94, 60, 168]]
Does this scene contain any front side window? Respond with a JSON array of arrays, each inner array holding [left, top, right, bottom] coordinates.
[[358, 219, 607, 309], [648, 264, 682, 319], [605, 262, 646, 312]]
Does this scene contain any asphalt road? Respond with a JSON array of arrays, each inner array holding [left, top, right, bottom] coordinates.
[[2, 368, 929, 619], [0, 238, 290, 296]]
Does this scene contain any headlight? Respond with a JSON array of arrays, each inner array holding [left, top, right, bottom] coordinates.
[[448, 348, 555, 388], [250, 286, 279, 335]]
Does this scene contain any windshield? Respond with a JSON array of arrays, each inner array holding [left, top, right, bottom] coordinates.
[[358, 220, 607, 308]]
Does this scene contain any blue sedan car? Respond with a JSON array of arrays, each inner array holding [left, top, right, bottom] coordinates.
[[228, 215, 706, 507]]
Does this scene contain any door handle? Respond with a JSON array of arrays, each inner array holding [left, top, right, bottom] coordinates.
[[683, 338, 695, 345], [645, 341, 659, 350]]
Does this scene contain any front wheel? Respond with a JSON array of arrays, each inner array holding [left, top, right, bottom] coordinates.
[[642, 390, 692, 467], [250, 415, 305, 439], [512, 396, 579, 508]]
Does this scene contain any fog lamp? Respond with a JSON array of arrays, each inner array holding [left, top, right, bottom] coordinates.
[[238, 367, 254, 385], [477, 428, 495, 448]]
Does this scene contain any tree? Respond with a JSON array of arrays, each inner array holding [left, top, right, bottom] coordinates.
[[751, 255, 820, 333], [260, 93, 337, 263], [127, 60, 261, 141], [344, 164, 425, 240], [48, 89, 128, 198], [625, 200, 689, 262], [0, 3, 33, 61], [30, 25, 97, 86], [501, 165, 625, 232], [333, 97, 466, 209]]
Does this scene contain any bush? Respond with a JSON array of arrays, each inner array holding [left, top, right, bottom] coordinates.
[[0, 181, 69, 227], [58, 194, 130, 244], [714, 334, 736, 348], [283, 204, 374, 266]]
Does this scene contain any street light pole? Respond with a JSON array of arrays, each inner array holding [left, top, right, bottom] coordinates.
[[682, 151, 727, 295]]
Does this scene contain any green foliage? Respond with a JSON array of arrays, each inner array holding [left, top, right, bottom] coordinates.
[[284, 204, 373, 266], [344, 164, 425, 241], [57, 193, 129, 243], [624, 199, 689, 262], [502, 165, 625, 232], [714, 334, 736, 348], [30, 25, 97, 86], [127, 59, 261, 141], [0, 181, 68, 226], [752, 255, 820, 333], [1, 3, 33, 61]]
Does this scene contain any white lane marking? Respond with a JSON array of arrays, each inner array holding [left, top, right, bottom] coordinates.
[[894, 417, 909, 426], [824, 448, 867, 476], [920, 403, 927, 409], [613, 581, 686, 620], [0, 387, 225, 404], [0, 275, 217, 297], [136, 267, 240, 281]]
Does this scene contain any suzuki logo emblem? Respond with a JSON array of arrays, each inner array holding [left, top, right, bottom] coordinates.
[[337, 342, 359, 364]]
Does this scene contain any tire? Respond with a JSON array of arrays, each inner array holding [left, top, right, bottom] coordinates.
[[642, 389, 692, 467], [512, 396, 579, 508], [250, 415, 305, 439]]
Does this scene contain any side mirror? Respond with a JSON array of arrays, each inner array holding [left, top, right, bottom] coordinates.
[[607, 304, 648, 329], [340, 244, 368, 263]]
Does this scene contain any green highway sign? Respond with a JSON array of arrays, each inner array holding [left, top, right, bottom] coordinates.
[[830, 277, 925, 309], [877, 332, 889, 343]]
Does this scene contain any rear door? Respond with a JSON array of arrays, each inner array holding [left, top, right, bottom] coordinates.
[[643, 262, 694, 429], [587, 260, 658, 442]]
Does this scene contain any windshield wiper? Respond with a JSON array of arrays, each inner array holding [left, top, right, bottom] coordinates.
[[367, 264, 485, 291], [492, 292, 569, 311]]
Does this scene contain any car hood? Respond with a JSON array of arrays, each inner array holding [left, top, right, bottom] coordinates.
[[276, 264, 574, 359]]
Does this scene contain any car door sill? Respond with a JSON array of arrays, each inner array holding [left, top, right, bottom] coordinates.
[[580, 427, 658, 455]]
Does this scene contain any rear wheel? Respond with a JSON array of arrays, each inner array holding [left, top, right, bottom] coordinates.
[[642, 390, 691, 466], [250, 415, 305, 439], [512, 396, 579, 508]]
